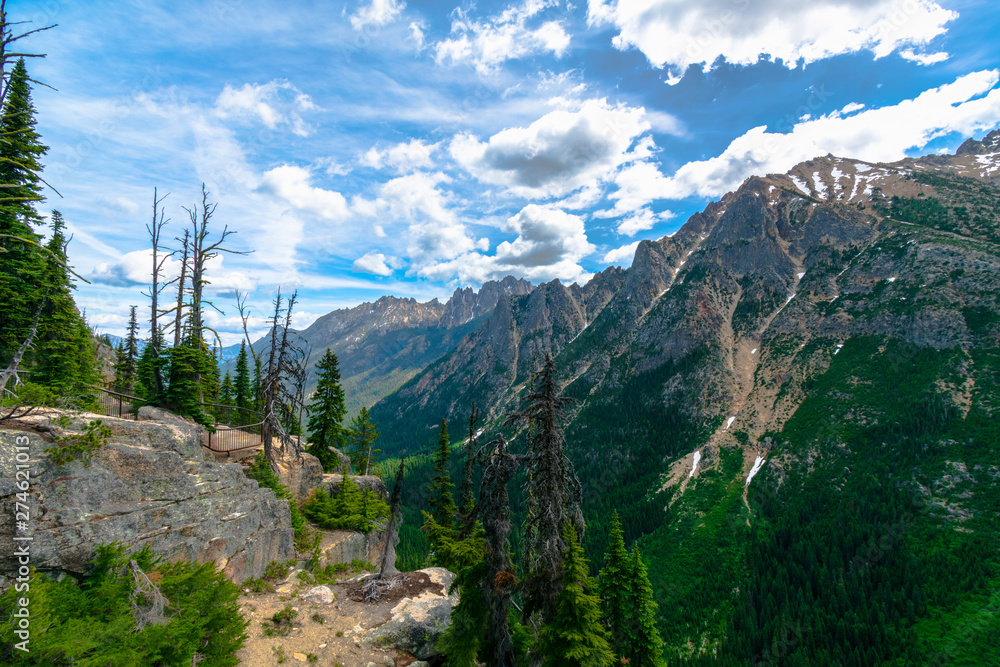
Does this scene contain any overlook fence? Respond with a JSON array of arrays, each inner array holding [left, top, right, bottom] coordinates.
[[97, 387, 265, 453]]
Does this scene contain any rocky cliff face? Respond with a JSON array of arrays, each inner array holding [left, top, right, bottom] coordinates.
[[0, 408, 294, 584]]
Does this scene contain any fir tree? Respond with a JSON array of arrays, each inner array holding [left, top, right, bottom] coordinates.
[[510, 353, 583, 623], [427, 417, 458, 531], [28, 211, 99, 403], [345, 406, 380, 476], [0, 58, 46, 225], [623, 546, 663, 667], [305, 349, 347, 472], [535, 523, 615, 667], [115, 305, 140, 394], [460, 403, 480, 519], [0, 57, 48, 373], [233, 342, 250, 411], [219, 371, 234, 405], [251, 356, 263, 411], [599, 510, 632, 659]]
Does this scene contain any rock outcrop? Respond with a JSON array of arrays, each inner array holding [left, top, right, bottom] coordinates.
[[363, 568, 458, 660], [0, 408, 294, 584]]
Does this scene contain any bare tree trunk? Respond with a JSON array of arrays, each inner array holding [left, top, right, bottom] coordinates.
[[172, 228, 189, 348], [143, 188, 172, 398], [0, 298, 44, 395], [377, 458, 405, 579]]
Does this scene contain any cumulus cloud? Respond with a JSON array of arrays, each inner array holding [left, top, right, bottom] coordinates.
[[260, 165, 352, 221], [360, 138, 439, 172], [615, 207, 673, 236], [353, 251, 399, 276], [659, 70, 1000, 199], [350, 0, 406, 30], [451, 98, 655, 198], [602, 240, 641, 266], [215, 80, 318, 136], [90, 250, 255, 295], [588, 0, 958, 80], [417, 204, 595, 285], [434, 0, 570, 74]]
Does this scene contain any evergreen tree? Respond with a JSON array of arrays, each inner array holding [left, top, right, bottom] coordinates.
[[27, 211, 99, 403], [305, 349, 346, 472], [233, 342, 250, 410], [114, 305, 140, 394], [219, 370, 234, 405], [460, 403, 480, 519], [427, 417, 458, 531], [599, 511, 632, 660], [623, 546, 663, 667], [0, 58, 48, 373], [535, 523, 615, 667], [0, 58, 46, 225], [511, 353, 583, 623], [345, 406, 380, 476], [251, 356, 263, 411]]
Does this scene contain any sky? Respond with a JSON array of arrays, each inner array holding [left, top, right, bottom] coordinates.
[[19, 0, 1000, 343]]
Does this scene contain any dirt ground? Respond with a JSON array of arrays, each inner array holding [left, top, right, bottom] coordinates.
[[235, 568, 435, 667]]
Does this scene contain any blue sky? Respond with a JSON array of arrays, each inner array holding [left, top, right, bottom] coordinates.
[[20, 0, 1000, 343]]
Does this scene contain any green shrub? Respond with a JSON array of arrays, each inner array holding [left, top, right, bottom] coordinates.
[[244, 451, 319, 553], [262, 604, 297, 637], [0, 544, 247, 666], [43, 419, 112, 466], [302, 466, 389, 534]]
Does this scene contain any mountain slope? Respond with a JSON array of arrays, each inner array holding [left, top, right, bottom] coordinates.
[[373, 131, 1000, 663]]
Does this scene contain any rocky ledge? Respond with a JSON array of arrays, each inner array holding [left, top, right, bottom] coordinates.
[[0, 407, 294, 585]]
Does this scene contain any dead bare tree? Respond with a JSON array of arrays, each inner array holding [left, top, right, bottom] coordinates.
[[182, 183, 249, 350], [0, 297, 43, 398], [168, 228, 189, 348], [0, 0, 56, 108], [237, 288, 306, 470], [141, 188, 173, 397]]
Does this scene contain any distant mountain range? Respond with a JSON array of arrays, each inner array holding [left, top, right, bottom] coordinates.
[[236, 276, 533, 415]]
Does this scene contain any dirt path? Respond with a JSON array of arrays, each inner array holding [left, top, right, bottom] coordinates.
[[235, 566, 430, 667]]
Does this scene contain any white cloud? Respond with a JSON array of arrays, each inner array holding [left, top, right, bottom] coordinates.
[[450, 98, 655, 198], [602, 240, 641, 266], [417, 204, 595, 285], [89, 250, 256, 295], [434, 0, 570, 75], [900, 49, 949, 66], [353, 251, 397, 276], [615, 207, 672, 236], [350, 0, 406, 30], [215, 80, 318, 136], [260, 165, 352, 221], [659, 70, 1000, 199], [360, 138, 439, 172], [588, 0, 958, 80], [409, 21, 426, 50]]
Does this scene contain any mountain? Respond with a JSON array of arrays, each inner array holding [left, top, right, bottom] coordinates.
[[237, 276, 533, 415], [373, 131, 1000, 664]]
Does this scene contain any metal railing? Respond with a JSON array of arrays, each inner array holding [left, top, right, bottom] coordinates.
[[96, 388, 266, 453], [97, 387, 139, 420]]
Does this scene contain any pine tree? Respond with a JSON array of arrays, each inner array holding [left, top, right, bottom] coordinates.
[[427, 417, 458, 531], [460, 403, 480, 519], [219, 371, 234, 405], [599, 511, 632, 660], [251, 357, 263, 411], [345, 406, 380, 476], [0, 57, 48, 373], [115, 305, 140, 394], [27, 211, 99, 403], [535, 523, 615, 667], [305, 349, 347, 472], [623, 546, 663, 667], [233, 343, 250, 411], [511, 353, 583, 623], [0, 58, 46, 226]]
